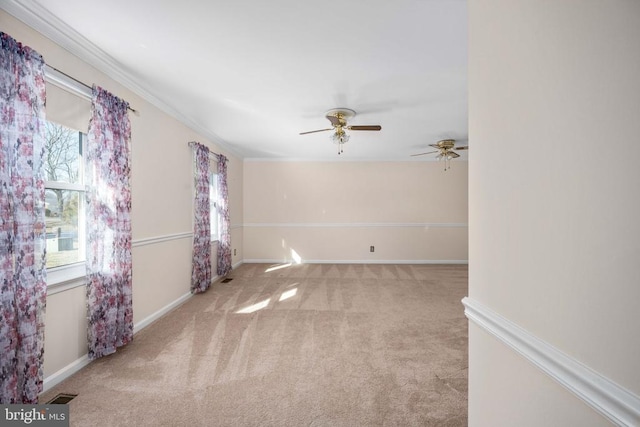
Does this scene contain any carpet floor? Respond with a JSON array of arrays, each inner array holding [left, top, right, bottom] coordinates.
[[40, 263, 468, 426]]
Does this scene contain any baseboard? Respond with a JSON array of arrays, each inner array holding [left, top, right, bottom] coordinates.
[[462, 297, 640, 427], [133, 291, 193, 334], [42, 354, 91, 393], [243, 259, 468, 265], [43, 290, 195, 394]]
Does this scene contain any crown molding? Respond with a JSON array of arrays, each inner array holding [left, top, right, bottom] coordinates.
[[2, 0, 241, 159]]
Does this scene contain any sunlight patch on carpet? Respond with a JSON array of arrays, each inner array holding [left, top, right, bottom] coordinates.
[[279, 287, 298, 302], [236, 298, 270, 314]]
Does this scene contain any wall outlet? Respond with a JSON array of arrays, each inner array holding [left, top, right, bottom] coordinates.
[[370, 246, 375, 252]]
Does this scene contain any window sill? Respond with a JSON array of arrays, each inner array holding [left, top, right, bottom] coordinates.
[[47, 262, 86, 295]]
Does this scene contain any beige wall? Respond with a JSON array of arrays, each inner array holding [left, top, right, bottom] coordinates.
[[243, 161, 468, 263], [1, 11, 243, 380], [469, 0, 640, 425]]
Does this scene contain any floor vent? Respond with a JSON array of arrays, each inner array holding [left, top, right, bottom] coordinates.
[[46, 393, 77, 404], [221, 278, 233, 283]]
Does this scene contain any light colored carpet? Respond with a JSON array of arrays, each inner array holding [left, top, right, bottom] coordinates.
[[40, 263, 468, 426]]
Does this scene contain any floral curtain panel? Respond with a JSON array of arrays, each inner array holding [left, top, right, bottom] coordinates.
[[0, 32, 47, 404], [216, 155, 232, 277], [191, 142, 211, 293], [86, 86, 133, 360]]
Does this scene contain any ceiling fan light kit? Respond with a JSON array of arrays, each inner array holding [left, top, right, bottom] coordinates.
[[331, 128, 350, 154], [300, 108, 381, 155], [411, 139, 469, 171]]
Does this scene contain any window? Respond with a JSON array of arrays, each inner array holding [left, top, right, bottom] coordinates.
[[44, 121, 86, 270], [210, 171, 219, 241]]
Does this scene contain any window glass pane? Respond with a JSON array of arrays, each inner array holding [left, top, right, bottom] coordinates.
[[45, 189, 81, 268], [44, 121, 82, 184], [210, 173, 218, 239]]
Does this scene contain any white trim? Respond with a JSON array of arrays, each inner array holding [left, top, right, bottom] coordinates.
[[44, 180, 84, 192], [244, 259, 468, 265], [243, 222, 468, 228], [2, 0, 241, 159], [462, 297, 640, 427], [46, 263, 86, 291], [132, 232, 193, 248], [133, 291, 193, 334], [46, 276, 85, 295], [42, 354, 90, 393]]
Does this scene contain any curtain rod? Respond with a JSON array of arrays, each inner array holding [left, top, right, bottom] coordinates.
[[45, 64, 139, 116], [188, 141, 220, 159]]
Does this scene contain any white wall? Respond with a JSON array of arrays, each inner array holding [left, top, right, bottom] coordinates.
[[1, 11, 243, 382], [468, 0, 640, 425], [243, 160, 468, 263]]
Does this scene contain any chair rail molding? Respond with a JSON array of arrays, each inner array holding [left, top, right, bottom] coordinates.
[[462, 297, 640, 427], [132, 231, 193, 248], [243, 222, 468, 228]]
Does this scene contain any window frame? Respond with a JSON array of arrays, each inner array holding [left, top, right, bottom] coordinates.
[[43, 66, 95, 291]]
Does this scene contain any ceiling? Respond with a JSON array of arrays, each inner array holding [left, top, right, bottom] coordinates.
[[4, 0, 468, 161]]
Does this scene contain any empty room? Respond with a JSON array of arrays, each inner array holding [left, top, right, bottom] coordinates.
[[1, 1, 639, 426]]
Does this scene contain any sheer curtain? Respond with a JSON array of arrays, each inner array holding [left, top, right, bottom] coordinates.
[[216, 154, 232, 277], [191, 142, 212, 293], [85, 85, 133, 360], [0, 32, 48, 403]]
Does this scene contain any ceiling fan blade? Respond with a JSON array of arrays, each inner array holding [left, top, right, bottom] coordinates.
[[347, 125, 382, 131], [411, 151, 439, 157], [454, 146, 469, 150], [299, 128, 333, 135], [448, 151, 460, 158], [428, 144, 440, 149]]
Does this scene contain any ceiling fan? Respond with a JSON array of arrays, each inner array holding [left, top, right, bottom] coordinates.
[[411, 139, 469, 170], [300, 108, 381, 155]]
